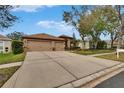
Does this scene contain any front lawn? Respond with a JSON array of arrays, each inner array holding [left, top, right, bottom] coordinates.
[[0, 66, 20, 87], [96, 53, 124, 62], [0, 53, 25, 65], [72, 49, 115, 55]]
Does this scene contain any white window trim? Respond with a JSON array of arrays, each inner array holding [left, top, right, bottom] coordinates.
[[0, 41, 4, 53]]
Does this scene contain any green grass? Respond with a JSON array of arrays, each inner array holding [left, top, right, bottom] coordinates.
[[96, 53, 124, 62], [0, 66, 20, 87], [72, 49, 115, 55], [0, 53, 25, 65]]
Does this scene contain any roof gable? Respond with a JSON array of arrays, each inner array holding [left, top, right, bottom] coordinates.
[[0, 34, 11, 41]]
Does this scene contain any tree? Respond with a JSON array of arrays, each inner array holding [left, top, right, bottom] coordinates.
[[114, 6, 124, 48], [0, 5, 18, 31], [7, 31, 25, 40], [78, 12, 94, 46], [102, 6, 120, 48], [63, 6, 123, 49], [89, 7, 106, 48], [63, 6, 94, 46], [63, 6, 106, 48], [78, 6, 106, 48], [72, 32, 77, 48]]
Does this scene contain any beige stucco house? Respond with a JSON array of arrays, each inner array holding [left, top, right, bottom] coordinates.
[[0, 34, 12, 53], [23, 33, 73, 52], [59, 35, 73, 50]]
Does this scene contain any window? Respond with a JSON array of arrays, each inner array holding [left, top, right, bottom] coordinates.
[[5, 47, 9, 52]]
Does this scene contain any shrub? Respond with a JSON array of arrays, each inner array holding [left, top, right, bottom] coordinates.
[[70, 47, 81, 51], [97, 41, 107, 49], [12, 40, 23, 54]]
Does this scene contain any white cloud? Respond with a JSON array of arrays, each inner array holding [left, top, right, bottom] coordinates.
[[12, 5, 55, 12], [37, 20, 75, 32]]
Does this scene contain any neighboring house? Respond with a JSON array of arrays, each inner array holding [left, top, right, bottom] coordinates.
[[0, 34, 12, 53], [106, 39, 124, 49], [23, 33, 70, 51], [105, 40, 113, 49], [59, 35, 73, 50], [77, 40, 90, 49]]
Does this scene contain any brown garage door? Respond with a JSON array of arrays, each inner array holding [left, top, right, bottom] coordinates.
[[27, 40, 52, 51], [55, 41, 65, 51]]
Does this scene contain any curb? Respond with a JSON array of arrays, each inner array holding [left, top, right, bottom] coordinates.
[[59, 63, 124, 88]]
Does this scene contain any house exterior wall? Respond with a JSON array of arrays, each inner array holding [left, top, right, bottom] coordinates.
[[0, 40, 11, 53], [106, 40, 118, 49], [85, 42, 90, 49], [4, 41, 12, 53], [58, 37, 72, 50], [67, 39, 71, 49], [78, 41, 90, 49], [106, 43, 111, 49], [0, 41, 4, 53]]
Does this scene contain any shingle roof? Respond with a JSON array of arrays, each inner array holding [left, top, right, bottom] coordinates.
[[0, 34, 11, 41], [23, 33, 65, 41]]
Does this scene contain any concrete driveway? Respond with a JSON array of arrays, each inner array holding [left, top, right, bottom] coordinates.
[[3, 51, 121, 88]]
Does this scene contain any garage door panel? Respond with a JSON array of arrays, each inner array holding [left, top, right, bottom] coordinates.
[[55, 42, 65, 51], [27, 40, 52, 51]]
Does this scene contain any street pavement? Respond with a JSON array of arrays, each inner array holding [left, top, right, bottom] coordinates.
[[95, 71, 124, 88]]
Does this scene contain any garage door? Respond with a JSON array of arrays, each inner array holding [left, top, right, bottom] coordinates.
[[55, 41, 65, 51], [27, 40, 52, 51]]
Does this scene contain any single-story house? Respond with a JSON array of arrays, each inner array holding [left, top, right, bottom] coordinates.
[[78, 41, 90, 49], [106, 39, 124, 49], [59, 35, 73, 50], [22, 33, 73, 51], [0, 34, 12, 53]]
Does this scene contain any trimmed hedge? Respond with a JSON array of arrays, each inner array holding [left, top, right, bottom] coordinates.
[[12, 40, 23, 54], [97, 41, 107, 49]]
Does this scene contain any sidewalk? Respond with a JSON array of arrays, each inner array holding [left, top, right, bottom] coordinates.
[[88, 52, 116, 57], [0, 62, 23, 69]]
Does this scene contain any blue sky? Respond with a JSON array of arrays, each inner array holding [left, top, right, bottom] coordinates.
[[0, 5, 109, 40]]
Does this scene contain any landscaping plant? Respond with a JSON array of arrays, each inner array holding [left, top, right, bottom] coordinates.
[[12, 40, 23, 54]]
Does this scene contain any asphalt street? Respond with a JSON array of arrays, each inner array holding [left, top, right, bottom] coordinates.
[[95, 71, 124, 88]]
